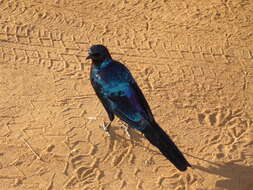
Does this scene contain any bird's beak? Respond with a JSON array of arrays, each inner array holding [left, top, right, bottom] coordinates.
[[86, 54, 92, 60]]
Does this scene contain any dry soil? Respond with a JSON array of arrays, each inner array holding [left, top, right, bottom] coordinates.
[[0, 0, 253, 190]]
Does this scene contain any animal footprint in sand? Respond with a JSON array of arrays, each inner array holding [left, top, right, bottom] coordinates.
[[197, 108, 243, 127]]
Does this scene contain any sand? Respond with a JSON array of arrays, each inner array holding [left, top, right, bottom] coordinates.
[[0, 0, 253, 189]]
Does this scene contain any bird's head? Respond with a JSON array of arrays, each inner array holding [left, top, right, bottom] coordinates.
[[86, 45, 112, 63]]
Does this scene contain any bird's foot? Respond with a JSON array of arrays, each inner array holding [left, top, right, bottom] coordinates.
[[119, 122, 131, 139], [99, 121, 111, 136]]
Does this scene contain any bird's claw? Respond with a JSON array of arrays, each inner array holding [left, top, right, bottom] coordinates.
[[99, 121, 111, 136], [119, 122, 131, 138]]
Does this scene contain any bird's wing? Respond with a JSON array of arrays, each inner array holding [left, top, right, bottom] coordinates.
[[130, 80, 154, 122], [104, 64, 154, 131], [90, 77, 115, 121], [116, 62, 154, 122], [106, 82, 149, 131]]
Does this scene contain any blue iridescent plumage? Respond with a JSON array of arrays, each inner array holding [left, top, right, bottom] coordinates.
[[90, 58, 150, 131], [87, 45, 191, 171]]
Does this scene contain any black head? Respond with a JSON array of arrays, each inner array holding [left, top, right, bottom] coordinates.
[[86, 45, 112, 63]]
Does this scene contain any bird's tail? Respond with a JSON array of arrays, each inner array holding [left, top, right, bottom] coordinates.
[[142, 122, 191, 171]]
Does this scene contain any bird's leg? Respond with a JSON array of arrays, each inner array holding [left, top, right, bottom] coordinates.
[[99, 121, 112, 136]]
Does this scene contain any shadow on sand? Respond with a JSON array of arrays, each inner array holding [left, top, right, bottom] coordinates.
[[187, 154, 253, 190], [109, 125, 253, 190]]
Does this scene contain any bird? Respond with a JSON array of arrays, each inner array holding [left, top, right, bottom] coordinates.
[[86, 44, 191, 171]]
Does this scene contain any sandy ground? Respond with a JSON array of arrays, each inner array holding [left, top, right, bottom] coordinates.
[[0, 0, 253, 189]]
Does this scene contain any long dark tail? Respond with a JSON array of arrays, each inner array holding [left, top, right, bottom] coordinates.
[[142, 122, 191, 171]]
